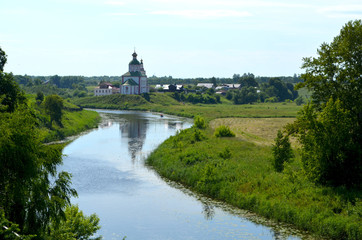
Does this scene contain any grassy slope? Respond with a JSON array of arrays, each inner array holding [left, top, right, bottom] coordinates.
[[26, 95, 101, 142], [147, 126, 361, 240], [43, 109, 100, 142]]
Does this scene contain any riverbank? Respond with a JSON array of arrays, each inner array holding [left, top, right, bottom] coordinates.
[[43, 109, 100, 142], [146, 119, 361, 240]]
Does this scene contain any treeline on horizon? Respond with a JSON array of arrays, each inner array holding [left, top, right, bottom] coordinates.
[[13, 73, 302, 88], [13, 73, 303, 105]]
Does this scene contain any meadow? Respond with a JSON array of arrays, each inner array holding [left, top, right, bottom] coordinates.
[[71, 92, 302, 119], [147, 120, 361, 240]]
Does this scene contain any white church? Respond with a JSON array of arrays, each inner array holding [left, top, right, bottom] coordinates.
[[120, 51, 149, 95], [94, 51, 149, 96]]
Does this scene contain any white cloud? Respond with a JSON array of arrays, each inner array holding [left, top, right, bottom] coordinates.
[[150, 9, 252, 19]]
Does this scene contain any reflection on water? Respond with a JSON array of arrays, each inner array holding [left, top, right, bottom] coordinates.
[[202, 202, 215, 221], [60, 110, 314, 240], [119, 116, 147, 161]]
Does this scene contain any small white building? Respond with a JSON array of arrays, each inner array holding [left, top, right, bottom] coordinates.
[[94, 82, 120, 96], [197, 83, 214, 89], [120, 51, 149, 95]]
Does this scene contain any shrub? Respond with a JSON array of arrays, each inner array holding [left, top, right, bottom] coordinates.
[[194, 115, 206, 129], [214, 125, 235, 137], [219, 147, 232, 159]]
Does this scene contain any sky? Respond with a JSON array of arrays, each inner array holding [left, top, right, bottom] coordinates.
[[1, 0, 361, 78]]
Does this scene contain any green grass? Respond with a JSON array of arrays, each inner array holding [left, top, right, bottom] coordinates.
[[26, 94, 100, 142], [43, 109, 100, 142], [71, 92, 302, 120], [147, 126, 361, 240]]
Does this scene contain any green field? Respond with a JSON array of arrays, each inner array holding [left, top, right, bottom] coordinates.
[[71, 92, 302, 120]]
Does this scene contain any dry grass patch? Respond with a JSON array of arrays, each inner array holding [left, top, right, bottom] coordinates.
[[209, 118, 296, 145]]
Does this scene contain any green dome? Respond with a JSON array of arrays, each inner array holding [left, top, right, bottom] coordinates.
[[129, 58, 141, 65]]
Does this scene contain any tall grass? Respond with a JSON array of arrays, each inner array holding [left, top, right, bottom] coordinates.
[[147, 126, 361, 240]]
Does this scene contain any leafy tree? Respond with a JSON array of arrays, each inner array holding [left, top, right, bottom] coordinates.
[[50, 75, 61, 87], [14, 75, 33, 85], [36, 91, 44, 103], [232, 73, 240, 83], [297, 20, 362, 114], [293, 20, 362, 186], [0, 107, 77, 236], [268, 78, 293, 101], [0, 48, 25, 112], [47, 205, 101, 240], [0, 47, 101, 239], [44, 94, 64, 126], [0, 209, 35, 239], [225, 91, 233, 100], [233, 87, 258, 104], [286, 83, 298, 100], [34, 78, 43, 85], [0, 48, 26, 112], [239, 73, 258, 87], [0, 47, 7, 72], [0, 72, 26, 112], [271, 130, 293, 172], [294, 99, 361, 186]]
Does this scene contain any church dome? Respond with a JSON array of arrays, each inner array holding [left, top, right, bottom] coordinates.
[[129, 59, 141, 65], [129, 51, 141, 65]]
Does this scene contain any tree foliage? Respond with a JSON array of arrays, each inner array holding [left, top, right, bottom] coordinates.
[[293, 20, 362, 187], [295, 99, 361, 186], [0, 48, 26, 112], [0, 47, 7, 72], [0, 107, 78, 236], [271, 130, 293, 172], [44, 94, 64, 126], [0, 47, 101, 239], [238, 73, 258, 87], [47, 205, 101, 240], [194, 115, 206, 129]]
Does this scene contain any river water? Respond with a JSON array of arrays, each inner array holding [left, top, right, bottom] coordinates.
[[60, 110, 311, 240]]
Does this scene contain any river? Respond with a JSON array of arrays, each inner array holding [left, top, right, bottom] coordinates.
[[60, 110, 312, 240]]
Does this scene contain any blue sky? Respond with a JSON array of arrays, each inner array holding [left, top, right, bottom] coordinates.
[[1, 0, 361, 78]]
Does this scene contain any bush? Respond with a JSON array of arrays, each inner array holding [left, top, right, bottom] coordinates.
[[214, 125, 235, 137], [194, 115, 206, 129], [219, 147, 232, 159]]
